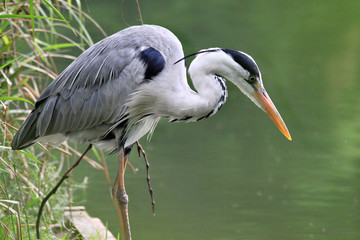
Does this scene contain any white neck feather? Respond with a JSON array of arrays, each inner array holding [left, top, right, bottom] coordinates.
[[162, 49, 246, 122]]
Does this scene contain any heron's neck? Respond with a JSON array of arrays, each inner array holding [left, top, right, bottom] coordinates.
[[160, 51, 239, 122], [127, 50, 236, 123], [167, 72, 228, 122]]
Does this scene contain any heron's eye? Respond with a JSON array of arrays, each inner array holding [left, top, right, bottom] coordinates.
[[248, 76, 256, 84]]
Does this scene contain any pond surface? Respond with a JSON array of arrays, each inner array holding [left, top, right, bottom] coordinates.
[[72, 1, 360, 239]]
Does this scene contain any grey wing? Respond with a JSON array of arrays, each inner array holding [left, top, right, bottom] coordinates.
[[12, 39, 140, 150], [12, 24, 184, 150]]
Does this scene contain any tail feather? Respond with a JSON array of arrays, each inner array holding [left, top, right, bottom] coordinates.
[[11, 109, 41, 150]]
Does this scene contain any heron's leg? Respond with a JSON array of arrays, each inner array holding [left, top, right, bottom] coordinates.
[[112, 148, 132, 240]]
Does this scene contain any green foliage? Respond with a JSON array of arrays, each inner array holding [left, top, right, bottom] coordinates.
[[0, 0, 106, 239]]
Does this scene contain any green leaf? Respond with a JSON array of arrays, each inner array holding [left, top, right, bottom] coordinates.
[[43, 43, 77, 51], [18, 150, 42, 164], [41, 0, 76, 35], [0, 14, 66, 22], [29, 0, 35, 34], [26, 197, 40, 211], [0, 97, 35, 106], [0, 57, 21, 70], [92, 147, 101, 162], [0, 14, 68, 24]]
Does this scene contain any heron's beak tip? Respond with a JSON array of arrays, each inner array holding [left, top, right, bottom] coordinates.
[[254, 88, 292, 141], [283, 130, 292, 141]]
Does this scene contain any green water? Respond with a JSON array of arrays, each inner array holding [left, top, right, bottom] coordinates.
[[72, 1, 360, 239]]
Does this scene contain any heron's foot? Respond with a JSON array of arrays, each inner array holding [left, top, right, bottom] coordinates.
[[136, 141, 156, 215], [113, 188, 129, 206], [112, 187, 131, 240]]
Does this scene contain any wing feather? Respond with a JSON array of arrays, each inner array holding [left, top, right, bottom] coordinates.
[[12, 43, 138, 149], [36, 97, 57, 136]]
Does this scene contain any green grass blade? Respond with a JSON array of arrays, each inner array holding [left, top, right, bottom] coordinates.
[[0, 97, 35, 106], [68, 2, 93, 45], [41, 0, 76, 35], [18, 150, 42, 164], [29, 0, 35, 34], [0, 14, 67, 22], [0, 57, 21, 70], [91, 147, 101, 162], [26, 198, 40, 212], [43, 43, 77, 51]]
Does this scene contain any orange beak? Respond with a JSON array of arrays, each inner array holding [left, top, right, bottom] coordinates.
[[253, 87, 292, 141]]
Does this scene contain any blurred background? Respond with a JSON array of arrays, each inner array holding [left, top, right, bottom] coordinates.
[[69, 1, 360, 239]]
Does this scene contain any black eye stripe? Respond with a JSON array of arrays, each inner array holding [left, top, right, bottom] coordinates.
[[221, 49, 260, 77]]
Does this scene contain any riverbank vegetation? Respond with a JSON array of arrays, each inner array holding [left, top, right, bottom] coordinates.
[[0, 1, 107, 238]]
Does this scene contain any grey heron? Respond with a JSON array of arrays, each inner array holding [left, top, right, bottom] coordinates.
[[12, 24, 291, 240]]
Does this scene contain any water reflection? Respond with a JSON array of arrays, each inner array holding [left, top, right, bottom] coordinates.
[[73, 0, 360, 239]]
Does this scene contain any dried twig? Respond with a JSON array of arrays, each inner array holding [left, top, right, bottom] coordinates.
[[136, 141, 155, 215]]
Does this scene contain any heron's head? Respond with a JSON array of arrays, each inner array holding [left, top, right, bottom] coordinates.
[[184, 48, 291, 140], [221, 48, 291, 140]]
